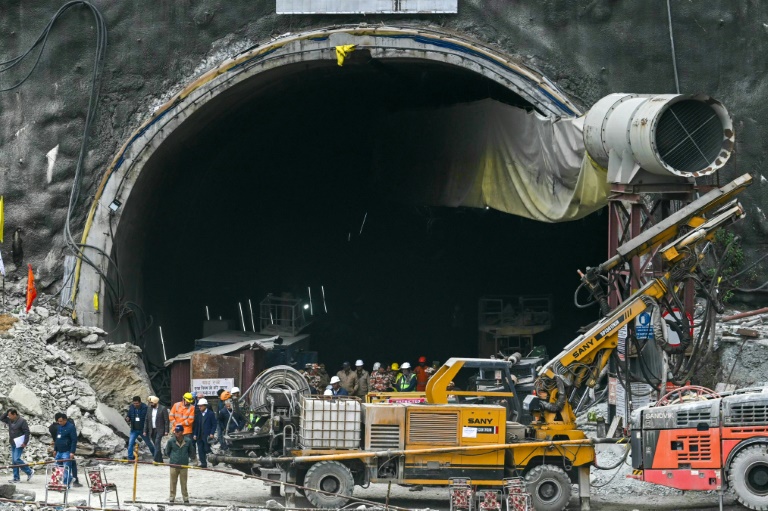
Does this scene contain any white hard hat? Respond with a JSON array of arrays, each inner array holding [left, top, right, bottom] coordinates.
[[198, 398, 208, 405], [372, 362, 381, 371], [401, 362, 411, 369], [231, 387, 240, 394], [323, 389, 333, 396], [330, 376, 341, 384], [355, 359, 364, 366]]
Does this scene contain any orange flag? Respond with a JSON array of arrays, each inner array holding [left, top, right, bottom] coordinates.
[[26, 264, 37, 312]]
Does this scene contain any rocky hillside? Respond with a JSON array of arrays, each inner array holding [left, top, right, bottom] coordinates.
[[0, 295, 154, 467]]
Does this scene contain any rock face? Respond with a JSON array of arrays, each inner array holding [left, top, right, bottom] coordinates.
[[71, 343, 154, 412]]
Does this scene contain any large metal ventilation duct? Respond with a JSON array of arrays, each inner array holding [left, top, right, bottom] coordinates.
[[583, 94, 734, 184]]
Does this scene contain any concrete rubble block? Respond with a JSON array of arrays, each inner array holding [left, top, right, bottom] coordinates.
[[81, 333, 100, 344], [66, 405, 83, 421], [59, 325, 95, 338], [43, 365, 57, 381], [96, 403, 131, 437], [29, 424, 49, 436], [79, 416, 124, 454], [0, 484, 16, 499], [8, 384, 43, 417], [87, 340, 107, 350], [75, 394, 99, 412]]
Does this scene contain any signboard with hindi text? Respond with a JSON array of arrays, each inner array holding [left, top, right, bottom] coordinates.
[[191, 378, 235, 397]]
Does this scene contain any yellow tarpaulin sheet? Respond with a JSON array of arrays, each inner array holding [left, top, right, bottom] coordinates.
[[371, 99, 608, 222]]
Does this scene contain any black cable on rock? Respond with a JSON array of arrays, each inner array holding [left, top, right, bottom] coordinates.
[[1, 3, 122, 318]]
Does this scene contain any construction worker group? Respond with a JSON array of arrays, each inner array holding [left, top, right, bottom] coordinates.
[[301, 357, 438, 396]]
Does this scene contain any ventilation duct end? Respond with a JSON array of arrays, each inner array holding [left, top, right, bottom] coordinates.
[[583, 93, 734, 184]]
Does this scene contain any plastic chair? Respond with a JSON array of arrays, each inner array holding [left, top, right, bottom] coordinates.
[[44, 463, 69, 505], [449, 477, 475, 511], [503, 477, 532, 511], [478, 489, 502, 510], [85, 466, 120, 509]]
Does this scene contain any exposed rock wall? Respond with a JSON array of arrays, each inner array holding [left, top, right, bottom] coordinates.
[[0, 0, 766, 293]]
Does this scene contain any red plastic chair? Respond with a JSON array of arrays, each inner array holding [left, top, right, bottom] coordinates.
[[478, 489, 502, 510], [85, 466, 120, 509], [44, 464, 69, 505], [449, 478, 475, 511]]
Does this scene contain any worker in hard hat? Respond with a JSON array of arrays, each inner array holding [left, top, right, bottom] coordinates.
[[329, 376, 349, 396], [169, 393, 196, 461], [354, 360, 370, 398], [414, 356, 431, 392], [389, 362, 401, 389], [192, 398, 216, 468], [394, 362, 417, 392]]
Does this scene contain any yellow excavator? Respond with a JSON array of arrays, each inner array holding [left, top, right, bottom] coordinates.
[[213, 174, 751, 511]]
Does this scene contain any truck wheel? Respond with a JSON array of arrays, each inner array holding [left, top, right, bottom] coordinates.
[[524, 464, 571, 511], [729, 445, 768, 510], [304, 460, 354, 509]]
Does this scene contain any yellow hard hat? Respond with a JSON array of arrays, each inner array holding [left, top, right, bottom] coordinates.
[[391, 363, 399, 371], [183, 392, 194, 402]]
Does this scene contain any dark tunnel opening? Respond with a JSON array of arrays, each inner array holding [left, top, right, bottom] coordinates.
[[107, 58, 607, 374]]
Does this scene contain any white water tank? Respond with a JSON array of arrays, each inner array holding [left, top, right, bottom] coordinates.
[[583, 94, 734, 184], [299, 398, 362, 449]]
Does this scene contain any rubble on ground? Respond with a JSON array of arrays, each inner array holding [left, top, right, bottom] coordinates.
[[716, 309, 768, 388], [0, 293, 153, 468]]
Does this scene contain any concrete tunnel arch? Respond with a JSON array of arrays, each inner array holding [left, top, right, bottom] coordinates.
[[73, 25, 595, 361]]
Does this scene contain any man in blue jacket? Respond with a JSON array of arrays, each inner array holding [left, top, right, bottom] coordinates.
[[125, 396, 155, 461], [192, 398, 216, 468], [52, 412, 77, 487], [217, 399, 244, 451]]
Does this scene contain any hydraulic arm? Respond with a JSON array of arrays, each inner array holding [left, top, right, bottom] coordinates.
[[533, 174, 752, 425]]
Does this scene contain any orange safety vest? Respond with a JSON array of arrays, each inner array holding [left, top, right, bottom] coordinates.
[[414, 365, 429, 391], [169, 401, 195, 435]]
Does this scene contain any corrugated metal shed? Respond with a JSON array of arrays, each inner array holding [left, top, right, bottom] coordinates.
[[166, 332, 311, 403], [164, 334, 279, 366]]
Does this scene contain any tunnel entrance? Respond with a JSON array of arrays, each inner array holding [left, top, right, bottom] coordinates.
[[79, 27, 606, 373]]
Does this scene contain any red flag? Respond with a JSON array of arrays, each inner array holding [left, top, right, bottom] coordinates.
[[26, 264, 37, 313]]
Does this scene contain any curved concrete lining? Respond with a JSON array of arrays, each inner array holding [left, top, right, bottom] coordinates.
[[74, 25, 579, 327]]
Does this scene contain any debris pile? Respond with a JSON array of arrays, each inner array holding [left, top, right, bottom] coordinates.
[[0, 296, 152, 468], [716, 309, 768, 388]]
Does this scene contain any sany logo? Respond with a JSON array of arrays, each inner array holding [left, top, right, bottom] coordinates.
[[467, 417, 493, 425]]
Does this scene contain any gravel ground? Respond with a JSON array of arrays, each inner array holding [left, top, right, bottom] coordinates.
[[0, 460, 746, 510]]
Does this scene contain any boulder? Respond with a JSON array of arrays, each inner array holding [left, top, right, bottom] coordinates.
[[29, 424, 49, 436], [95, 403, 130, 437], [59, 325, 94, 339], [71, 345, 153, 411], [81, 333, 100, 344], [8, 384, 43, 417], [66, 405, 83, 421], [87, 341, 107, 350], [79, 417, 124, 454], [75, 394, 98, 412]]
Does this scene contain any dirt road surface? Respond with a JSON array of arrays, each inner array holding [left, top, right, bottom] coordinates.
[[6, 461, 748, 510]]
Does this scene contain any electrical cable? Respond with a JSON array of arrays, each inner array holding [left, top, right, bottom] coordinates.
[[0, 2, 114, 313]]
